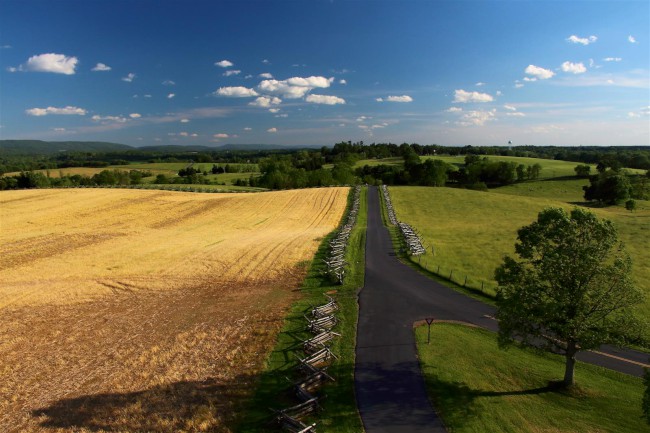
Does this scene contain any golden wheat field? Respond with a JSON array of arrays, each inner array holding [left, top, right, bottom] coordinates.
[[0, 187, 349, 433]]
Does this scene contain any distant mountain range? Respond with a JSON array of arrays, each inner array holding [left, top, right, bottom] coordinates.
[[0, 140, 320, 155]]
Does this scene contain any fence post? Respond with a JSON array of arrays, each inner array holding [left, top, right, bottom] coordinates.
[[449, 270, 453, 280], [464, 275, 467, 287]]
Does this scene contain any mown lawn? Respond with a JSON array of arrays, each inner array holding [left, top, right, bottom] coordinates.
[[388, 186, 650, 317], [415, 323, 648, 433]]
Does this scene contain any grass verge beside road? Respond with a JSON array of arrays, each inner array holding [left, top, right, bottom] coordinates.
[[415, 323, 648, 433], [237, 187, 366, 433]]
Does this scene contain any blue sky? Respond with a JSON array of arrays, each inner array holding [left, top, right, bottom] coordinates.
[[1, 0, 648, 147]]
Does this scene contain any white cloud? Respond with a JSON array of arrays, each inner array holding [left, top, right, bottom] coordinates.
[[92, 63, 111, 72], [180, 118, 190, 123], [496, 91, 502, 96], [305, 94, 346, 105], [457, 109, 496, 126], [523, 77, 537, 82], [91, 114, 128, 123], [475, 82, 486, 87], [167, 93, 175, 99], [244, 127, 252, 131], [453, 89, 494, 103], [269, 108, 281, 113], [628, 106, 650, 118], [515, 83, 524, 88], [162, 80, 176, 85], [566, 35, 597, 45], [26, 106, 87, 116], [503, 105, 517, 111], [259, 72, 274, 79], [129, 113, 142, 119], [179, 132, 189, 137], [628, 35, 637, 44], [275, 113, 288, 118], [339, 79, 347, 85], [223, 70, 241, 77], [249, 96, 282, 107], [258, 76, 334, 99], [267, 127, 278, 133], [22, 53, 78, 75], [122, 72, 136, 82], [53, 128, 67, 132], [215, 60, 234, 68], [144, 94, 152, 98], [603, 57, 622, 62], [215, 86, 259, 97], [213, 133, 229, 138], [262, 59, 270, 64], [377, 95, 413, 103], [561, 61, 587, 74], [506, 112, 526, 117], [525, 64, 555, 80], [191, 133, 198, 137], [7, 66, 18, 72], [446, 107, 463, 112]]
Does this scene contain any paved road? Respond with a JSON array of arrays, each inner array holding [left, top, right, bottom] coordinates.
[[354, 186, 648, 432]]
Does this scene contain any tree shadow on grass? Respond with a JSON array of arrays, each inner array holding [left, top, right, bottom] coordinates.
[[425, 374, 556, 429], [32, 374, 256, 433]]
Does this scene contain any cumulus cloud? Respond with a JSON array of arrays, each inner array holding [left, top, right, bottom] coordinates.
[[457, 109, 496, 126], [223, 70, 241, 77], [475, 82, 486, 87], [446, 107, 463, 113], [376, 95, 413, 103], [167, 93, 175, 99], [26, 106, 86, 116], [213, 133, 229, 138], [21, 53, 78, 75], [561, 61, 587, 74], [503, 105, 517, 111], [122, 72, 136, 82], [180, 118, 190, 123], [249, 96, 282, 107], [91, 63, 111, 72], [258, 76, 334, 99], [267, 127, 277, 133], [567, 35, 597, 45], [628, 106, 650, 117], [628, 35, 637, 44], [305, 94, 346, 105], [215, 60, 234, 68], [339, 79, 347, 85], [259, 72, 273, 79], [244, 127, 252, 131], [269, 108, 281, 113], [162, 80, 176, 85], [214, 86, 259, 97], [129, 113, 141, 119], [453, 89, 494, 103], [525, 64, 555, 80]]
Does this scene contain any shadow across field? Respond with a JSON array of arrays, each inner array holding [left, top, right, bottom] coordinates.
[[422, 373, 557, 429], [32, 374, 256, 432]]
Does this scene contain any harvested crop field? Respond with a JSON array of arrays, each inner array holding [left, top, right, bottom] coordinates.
[[0, 187, 349, 432]]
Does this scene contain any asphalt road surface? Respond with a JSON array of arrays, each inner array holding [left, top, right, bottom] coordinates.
[[354, 186, 648, 433]]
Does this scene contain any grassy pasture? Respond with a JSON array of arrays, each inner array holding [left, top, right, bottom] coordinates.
[[0, 187, 348, 432], [415, 323, 647, 433], [389, 186, 650, 317]]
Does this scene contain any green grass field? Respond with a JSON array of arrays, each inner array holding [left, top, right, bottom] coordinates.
[[415, 323, 648, 433], [238, 187, 366, 433], [388, 186, 650, 317]]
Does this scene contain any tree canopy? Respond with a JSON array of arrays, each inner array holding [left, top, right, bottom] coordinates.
[[495, 207, 644, 387]]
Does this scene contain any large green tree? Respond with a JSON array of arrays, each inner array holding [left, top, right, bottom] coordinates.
[[495, 207, 643, 388]]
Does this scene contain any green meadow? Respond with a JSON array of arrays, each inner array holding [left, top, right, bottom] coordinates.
[[415, 323, 648, 433], [389, 185, 650, 317]]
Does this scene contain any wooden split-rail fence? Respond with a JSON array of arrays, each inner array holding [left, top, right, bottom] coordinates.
[[271, 185, 360, 431], [381, 185, 427, 256], [324, 186, 361, 284]]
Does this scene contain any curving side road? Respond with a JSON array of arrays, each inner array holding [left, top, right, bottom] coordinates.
[[354, 186, 648, 433]]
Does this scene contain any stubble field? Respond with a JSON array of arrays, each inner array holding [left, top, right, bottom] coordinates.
[[0, 187, 348, 432]]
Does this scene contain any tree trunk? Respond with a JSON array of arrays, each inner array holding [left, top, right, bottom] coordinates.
[[563, 340, 577, 388]]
